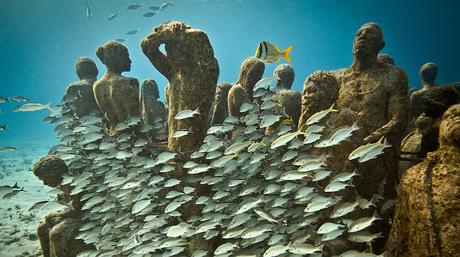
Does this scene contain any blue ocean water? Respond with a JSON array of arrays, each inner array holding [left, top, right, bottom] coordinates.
[[0, 0, 459, 145]]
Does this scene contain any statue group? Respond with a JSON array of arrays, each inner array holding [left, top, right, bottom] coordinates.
[[33, 21, 459, 257]]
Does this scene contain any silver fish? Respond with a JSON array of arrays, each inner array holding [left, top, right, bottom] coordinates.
[[175, 108, 200, 120], [324, 181, 352, 193], [271, 130, 304, 149], [214, 242, 239, 255], [305, 103, 337, 125], [288, 243, 323, 255], [107, 12, 120, 21], [173, 129, 192, 138], [85, 0, 91, 19], [11, 96, 30, 102], [317, 222, 344, 234], [0, 96, 9, 103], [159, 2, 174, 12], [337, 250, 385, 257], [13, 103, 51, 112], [0, 124, 7, 131], [263, 243, 288, 257], [347, 231, 383, 243], [348, 211, 381, 233], [348, 136, 391, 161]]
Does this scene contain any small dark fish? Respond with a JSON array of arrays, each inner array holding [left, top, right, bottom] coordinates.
[[126, 3, 143, 10], [0, 96, 9, 103], [11, 96, 31, 102], [107, 12, 120, 21], [116, 38, 126, 43], [126, 29, 139, 35], [149, 6, 160, 11], [0, 124, 7, 131], [142, 12, 156, 17], [28, 200, 50, 212], [85, 0, 91, 20]]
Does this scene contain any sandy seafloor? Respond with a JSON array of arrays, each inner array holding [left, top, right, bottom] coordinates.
[[0, 137, 57, 257]]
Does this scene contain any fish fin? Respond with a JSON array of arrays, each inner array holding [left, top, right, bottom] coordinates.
[[377, 136, 385, 144], [352, 121, 359, 130], [329, 102, 338, 112], [194, 107, 200, 115], [283, 46, 293, 63], [12, 182, 18, 189]]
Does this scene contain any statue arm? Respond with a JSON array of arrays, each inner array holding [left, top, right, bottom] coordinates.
[[365, 70, 409, 144], [128, 78, 140, 117], [141, 31, 173, 80]]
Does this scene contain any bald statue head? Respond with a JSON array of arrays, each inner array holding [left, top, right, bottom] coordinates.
[[141, 79, 160, 100], [273, 64, 295, 89], [419, 62, 438, 84], [76, 57, 98, 80], [236, 56, 265, 96], [353, 22, 385, 59], [96, 40, 132, 74]]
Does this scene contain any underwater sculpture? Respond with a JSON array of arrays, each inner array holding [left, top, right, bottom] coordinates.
[[64, 57, 99, 118], [140, 79, 167, 129], [399, 114, 433, 174], [298, 71, 340, 129], [227, 56, 265, 117], [93, 40, 140, 133], [418, 85, 458, 156], [272, 64, 301, 128], [332, 22, 409, 201], [387, 103, 460, 257], [409, 63, 438, 125], [33, 155, 91, 257], [210, 82, 232, 125], [141, 21, 219, 152]]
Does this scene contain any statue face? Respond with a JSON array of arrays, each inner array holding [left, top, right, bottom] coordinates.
[[120, 50, 132, 72], [353, 25, 383, 57]]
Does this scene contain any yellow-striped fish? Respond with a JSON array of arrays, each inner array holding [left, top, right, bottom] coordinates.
[[255, 41, 292, 64]]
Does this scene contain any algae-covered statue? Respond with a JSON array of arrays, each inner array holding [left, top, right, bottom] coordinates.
[[141, 21, 219, 152], [63, 57, 99, 117], [273, 64, 301, 128], [211, 82, 232, 125], [140, 79, 167, 126], [227, 56, 265, 117], [410, 62, 438, 124], [93, 40, 140, 132], [333, 22, 409, 200], [34, 155, 92, 257], [387, 104, 460, 257], [377, 53, 395, 65], [298, 71, 339, 129]]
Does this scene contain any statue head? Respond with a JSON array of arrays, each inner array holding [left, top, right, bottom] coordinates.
[[237, 57, 265, 95], [76, 57, 98, 79], [141, 79, 160, 100], [96, 40, 132, 74], [377, 54, 394, 65], [273, 64, 295, 89], [215, 82, 232, 106], [33, 155, 68, 188], [419, 62, 438, 84], [439, 104, 460, 147], [353, 22, 385, 59]]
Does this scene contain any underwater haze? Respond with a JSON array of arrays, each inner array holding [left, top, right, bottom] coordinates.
[[0, 0, 459, 143]]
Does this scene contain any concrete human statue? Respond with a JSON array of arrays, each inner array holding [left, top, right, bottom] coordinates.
[[410, 62, 438, 124], [141, 21, 219, 152], [34, 155, 92, 257], [140, 79, 167, 126], [227, 56, 265, 117], [387, 104, 460, 257], [272, 63, 301, 128], [63, 57, 99, 118], [211, 82, 232, 125], [93, 40, 140, 133], [330, 22, 409, 251]]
